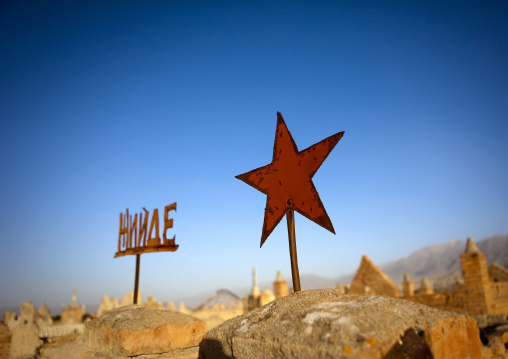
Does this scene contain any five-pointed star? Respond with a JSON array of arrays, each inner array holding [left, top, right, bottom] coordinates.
[[236, 112, 344, 247]]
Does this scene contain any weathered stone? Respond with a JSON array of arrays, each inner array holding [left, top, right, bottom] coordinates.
[[273, 271, 289, 299], [502, 330, 508, 343], [39, 334, 89, 359], [2, 310, 16, 325], [481, 345, 493, 359], [120, 290, 142, 307], [424, 316, 480, 358], [79, 345, 199, 359], [61, 305, 84, 324], [167, 301, 177, 311], [199, 289, 481, 359], [420, 277, 434, 295], [84, 305, 206, 357], [491, 342, 506, 356], [349, 255, 399, 297], [10, 301, 41, 359], [36, 304, 53, 326], [145, 295, 164, 310], [38, 334, 200, 359], [466, 237, 480, 253], [473, 314, 508, 329], [0, 323, 12, 359], [402, 273, 415, 297]]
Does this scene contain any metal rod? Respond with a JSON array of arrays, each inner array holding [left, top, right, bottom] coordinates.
[[286, 209, 301, 292], [133, 254, 140, 304]]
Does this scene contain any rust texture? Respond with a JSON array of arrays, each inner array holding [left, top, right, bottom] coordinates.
[[115, 203, 178, 258], [236, 112, 344, 247], [286, 209, 301, 292]]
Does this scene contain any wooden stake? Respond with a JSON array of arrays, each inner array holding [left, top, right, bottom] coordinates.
[[133, 254, 140, 304], [286, 209, 301, 292]]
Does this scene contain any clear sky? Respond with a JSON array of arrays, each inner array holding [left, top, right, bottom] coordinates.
[[1, 0, 507, 313]]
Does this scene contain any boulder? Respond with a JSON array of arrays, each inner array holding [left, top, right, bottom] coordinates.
[[199, 289, 481, 359], [84, 305, 206, 357]]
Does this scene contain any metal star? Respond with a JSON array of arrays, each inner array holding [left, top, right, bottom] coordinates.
[[236, 112, 344, 247]]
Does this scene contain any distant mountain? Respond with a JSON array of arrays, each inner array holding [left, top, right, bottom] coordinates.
[[378, 239, 466, 289], [478, 235, 508, 268], [298, 235, 508, 291]]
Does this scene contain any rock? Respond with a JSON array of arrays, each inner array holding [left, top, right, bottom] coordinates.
[[84, 305, 206, 357], [10, 301, 41, 359], [423, 316, 481, 358], [199, 289, 481, 359]]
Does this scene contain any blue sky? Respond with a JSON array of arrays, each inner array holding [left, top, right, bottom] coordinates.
[[1, 0, 507, 313]]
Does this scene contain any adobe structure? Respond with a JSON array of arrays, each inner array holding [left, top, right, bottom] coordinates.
[[348, 237, 508, 317]]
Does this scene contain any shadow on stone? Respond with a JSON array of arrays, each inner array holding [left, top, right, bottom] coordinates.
[[199, 338, 233, 359], [384, 328, 432, 359]]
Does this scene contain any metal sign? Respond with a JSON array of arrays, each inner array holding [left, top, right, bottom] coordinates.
[[236, 112, 344, 292], [115, 203, 178, 257], [115, 203, 178, 304]]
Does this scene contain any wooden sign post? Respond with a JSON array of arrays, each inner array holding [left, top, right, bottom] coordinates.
[[115, 203, 178, 304], [236, 112, 344, 292]]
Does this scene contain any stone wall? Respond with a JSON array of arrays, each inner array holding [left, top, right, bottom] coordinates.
[[489, 262, 508, 282], [39, 323, 84, 338], [492, 281, 508, 300], [402, 291, 469, 315], [492, 297, 508, 315]]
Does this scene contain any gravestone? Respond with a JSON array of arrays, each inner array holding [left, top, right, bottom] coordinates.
[[10, 302, 41, 359]]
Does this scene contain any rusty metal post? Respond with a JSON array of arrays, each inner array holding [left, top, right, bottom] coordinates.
[[286, 209, 301, 292], [133, 254, 140, 304]]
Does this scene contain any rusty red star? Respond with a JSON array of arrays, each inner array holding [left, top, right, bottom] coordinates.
[[236, 112, 344, 247]]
